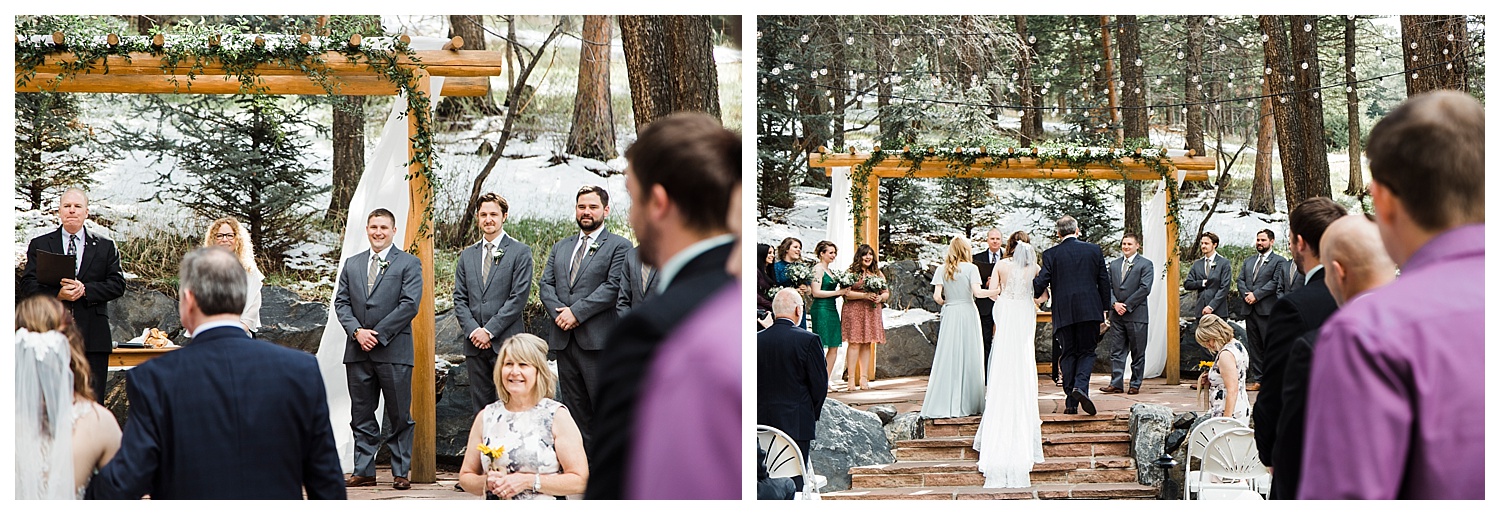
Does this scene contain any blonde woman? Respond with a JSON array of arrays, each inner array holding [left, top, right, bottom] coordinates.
[[1195, 314, 1249, 422], [459, 334, 588, 499], [202, 217, 262, 333], [921, 236, 1002, 419]]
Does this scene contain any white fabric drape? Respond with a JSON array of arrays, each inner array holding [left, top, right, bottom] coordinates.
[[824, 166, 856, 377], [1138, 170, 1187, 380], [315, 37, 447, 473], [14, 329, 76, 499]]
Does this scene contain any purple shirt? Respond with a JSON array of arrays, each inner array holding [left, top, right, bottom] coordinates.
[[1299, 224, 1484, 499], [626, 284, 743, 499]]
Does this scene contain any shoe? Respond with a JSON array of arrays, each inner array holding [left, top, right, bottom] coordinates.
[[1053, 377, 1063, 387], [393, 476, 411, 490], [346, 475, 376, 488], [1099, 386, 1124, 394], [1247, 382, 1261, 391], [1128, 386, 1140, 395], [1063, 407, 1078, 415], [1069, 389, 1097, 416]]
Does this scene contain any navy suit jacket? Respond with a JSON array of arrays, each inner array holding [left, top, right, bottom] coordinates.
[[1251, 268, 1336, 471], [1033, 237, 1112, 329], [756, 318, 829, 441], [19, 227, 127, 353], [86, 326, 345, 499]]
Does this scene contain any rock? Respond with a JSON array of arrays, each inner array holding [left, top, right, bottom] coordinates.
[[435, 310, 464, 356], [876, 310, 938, 378], [868, 404, 897, 425], [881, 260, 940, 313], [1176, 319, 1246, 378], [1129, 403, 1175, 486], [1165, 428, 1188, 455], [108, 287, 183, 344], [811, 398, 895, 492], [1035, 321, 1113, 373], [1173, 412, 1199, 430], [434, 357, 475, 465], [257, 286, 328, 354], [883, 412, 923, 445]]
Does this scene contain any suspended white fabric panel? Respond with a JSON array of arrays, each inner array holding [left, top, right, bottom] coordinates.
[[1138, 170, 1187, 380]]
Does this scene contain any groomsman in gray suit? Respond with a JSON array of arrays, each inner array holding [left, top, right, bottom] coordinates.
[[617, 245, 658, 316], [1236, 228, 1288, 390], [1101, 233, 1153, 395], [1182, 232, 1232, 317], [539, 185, 630, 447], [334, 208, 424, 491], [454, 192, 533, 411]]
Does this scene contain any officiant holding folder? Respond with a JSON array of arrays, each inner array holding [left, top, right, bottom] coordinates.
[[20, 188, 127, 402]]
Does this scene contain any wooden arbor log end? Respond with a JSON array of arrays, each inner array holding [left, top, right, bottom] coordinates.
[[52, 31, 65, 45], [443, 35, 464, 51], [398, 34, 412, 46], [254, 36, 266, 47], [299, 33, 312, 45], [349, 33, 363, 47], [107, 33, 120, 46], [152, 33, 165, 47], [208, 35, 221, 47]]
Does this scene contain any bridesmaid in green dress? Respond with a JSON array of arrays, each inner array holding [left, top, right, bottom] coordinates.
[[810, 241, 848, 389]]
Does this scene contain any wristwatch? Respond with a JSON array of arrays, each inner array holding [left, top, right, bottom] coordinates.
[[533, 473, 541, 493]]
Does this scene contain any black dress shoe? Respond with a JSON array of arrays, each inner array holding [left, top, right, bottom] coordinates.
[[1069, 389, 1097, 416], [1063, 407, 1078, 415]]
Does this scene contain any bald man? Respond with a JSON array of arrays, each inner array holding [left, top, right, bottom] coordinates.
[[757, 289, 828, 489], [1270, 215, 1396, 499]]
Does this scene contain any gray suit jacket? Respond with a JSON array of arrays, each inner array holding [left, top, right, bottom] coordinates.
[[1183, 254, 1232, 317], [617, 246, 659, 317], [1108, 255, 1154, 323], [454, 235, 534, 356], [335, 247, 423, 365], [538, 228, 630, 351], [1237, 252, 1289, 317]]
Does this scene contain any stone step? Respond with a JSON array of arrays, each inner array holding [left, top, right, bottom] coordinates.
[[850, 457, 1138, 489], [923, 414, 1129, 437], [894, 433, 1132, 461], [822, 482, 1159, 500]]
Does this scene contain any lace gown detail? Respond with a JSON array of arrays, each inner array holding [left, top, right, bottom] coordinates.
[[973, 259, 1045, 488], [479, 398, 564, 500]]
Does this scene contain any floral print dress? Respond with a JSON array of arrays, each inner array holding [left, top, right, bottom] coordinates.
[[479, 398, 564, 500]]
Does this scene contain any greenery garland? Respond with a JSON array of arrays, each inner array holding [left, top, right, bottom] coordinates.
[[15, 17, 441, 239]]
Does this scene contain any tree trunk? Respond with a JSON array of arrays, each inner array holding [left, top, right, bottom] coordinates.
[[437, 15, 502, 118], [1184, 15, 1205, 157], [1288, 15, 1332, 204], [619, 15, 673, 132], [1015, 15, 1037, 147], [326, 95, 364, 224], [1344, 16, 1365, 195], [1117, 14, 1147, 239], [566, 15, 617, 160], [665, 15, 721, 120], [1400, 15, 1470, 95], [1250, 78, 1277, 213]]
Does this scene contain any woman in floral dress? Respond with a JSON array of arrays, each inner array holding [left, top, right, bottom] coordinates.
[[841, 244, 888, 391]]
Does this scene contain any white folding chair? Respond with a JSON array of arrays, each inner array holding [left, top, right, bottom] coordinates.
[[757, 425, 826, 500], [1183, 416, 1246, 499], [1198, 427, 1272, 500]]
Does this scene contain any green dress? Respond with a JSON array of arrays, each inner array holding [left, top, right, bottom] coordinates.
[[810, 271, 843, 349]]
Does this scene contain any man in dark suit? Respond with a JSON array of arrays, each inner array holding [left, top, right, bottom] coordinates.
[[587, 113, 738, 499], [1182, 231, 1232, 318], [1248, 197, 1346, 499], [617, 244, 658, 316], [757, 288, 828, 490], [453, 193, 533, 412], [1277, 215, 1395, 500], [1033, 215, 1112, 415], [1237, 228, 1290, 390], [86, 247, 344, 499], [334, 208, 423, 490], [540, 185, 630, 449], [1101, 233, 1153, 395], [972, 227, 1004, 379], [19, 187, 126, 402]]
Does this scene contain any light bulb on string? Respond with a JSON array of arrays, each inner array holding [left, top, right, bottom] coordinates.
[[810, 71, 817, 79], [1228, 72, 1235, 80], [755, 31, 762, 39], [1028, 35, 1036, 44], [1197, 83, 1203, 90], [1301, 61, 1309, 69], [1265, 66, 1272, 75], [1219, 43, 1227, 52], [819, 68, 828, 75], [771, 68, 780, 75], [1447, 63, 1453, 70], [1163, 22, 1171, 31], [891, 37, 900, 47], [1412, 72, 1419, 80], [892, 74, 902, 83], [1135, 58, 1143, 66], [1288, 74, 1295, 82], [1261, 34, 1270, 42], [1411, 41, 1418, 49], [984, 37, 992, 45], [1040, 87, 1048, 94], [1207, 16, 1216, 26], [1051, 67, 1060, 76], [1181, 107, 1188, 114], [1228, 81, 1234, 89], [792, 84, 799, 90], [1304, 23, 1312, 32], [800, 34, 809, 43], [1346, 85, 1353, 93], [846, 36, 854, 45], [1312, 91, 1319, 99], [1443, 48, 1449, 55], [1448, 34, 1455, 42], [1191, 75, 1199, 83], [1134, 87, 1141, 94], [1176, 51, 1184, 60], [1247, 100, 1254, 108], [1093, 63, 1101, 71], [1012, 72, 1020, 80], [937, 38, 945, 47]]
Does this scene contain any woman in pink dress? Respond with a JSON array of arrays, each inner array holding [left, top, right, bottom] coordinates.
[[840, 244, 888, 391]]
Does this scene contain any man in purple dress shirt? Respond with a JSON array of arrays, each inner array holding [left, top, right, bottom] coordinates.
[[1299, 90, 1484, 499]]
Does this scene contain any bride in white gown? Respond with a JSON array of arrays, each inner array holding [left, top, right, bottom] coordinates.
[[972, 235, 1046, 488]]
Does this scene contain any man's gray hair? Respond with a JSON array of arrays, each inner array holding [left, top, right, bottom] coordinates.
[[180, 246, 247, 316], [1055, 215, 1078, 238], [60, 187, 89, 206], [771, 288, 804, 318]]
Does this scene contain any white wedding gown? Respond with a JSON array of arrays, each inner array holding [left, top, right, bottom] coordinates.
[[972, 257, 1045, 488]]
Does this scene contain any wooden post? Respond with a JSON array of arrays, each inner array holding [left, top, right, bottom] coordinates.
[[402, 69, 437, 484], [861, 175, 880, 250], [1164, 172, 1181, 384]]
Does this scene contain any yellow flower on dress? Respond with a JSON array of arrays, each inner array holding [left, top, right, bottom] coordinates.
[[1198, 361, 1214, 370], [477, 444, 506, 471]]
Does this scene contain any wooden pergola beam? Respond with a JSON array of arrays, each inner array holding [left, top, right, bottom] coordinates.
[[25, 50, 506, 77], [18, 73, 492, 96]]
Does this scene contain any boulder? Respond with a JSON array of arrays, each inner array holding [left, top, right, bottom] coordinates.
[[435, 309, 464, 356], [876, 309, 938, 378], [1035, 321, 1113, 374], [811, 398, 895, 492], [867, 404, 897, 425], [1128, 402, 1175, 486], [107, 287, 183, 344], [883, 411, 923, 445], [881, 260, 940, 313], [434, 356, 475, 465], [257, 286, 329, 354], [1173, 411, 1199, 430], [1176, 318, 1245, 378]]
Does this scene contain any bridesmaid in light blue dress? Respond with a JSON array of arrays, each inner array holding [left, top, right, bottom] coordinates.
[[921, 236, 1001, 419]]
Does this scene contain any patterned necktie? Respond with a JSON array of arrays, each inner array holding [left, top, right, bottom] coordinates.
[[367, 254, 379, 296], [1252, 255, 1265, 280], [482, 243, 493, 284], [569, 235, 589, 285], [1122, 258, 1132, 286], [68, 234, 79, 273], [642, 263, 653, 294]]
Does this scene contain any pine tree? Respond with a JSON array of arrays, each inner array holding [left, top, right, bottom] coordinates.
[[15, 92, 107, 211]]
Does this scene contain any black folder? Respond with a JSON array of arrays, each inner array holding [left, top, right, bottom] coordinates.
[[34, 249, 77, 287]]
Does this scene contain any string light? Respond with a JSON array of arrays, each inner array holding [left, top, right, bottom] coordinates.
[[1303, 23, 1312, 32], [846, 36, 854, 45], [800, 34, 809, 43]]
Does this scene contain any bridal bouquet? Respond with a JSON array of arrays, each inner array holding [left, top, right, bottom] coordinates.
[[863, 275, 889, 293], [831, 270, 857, 288], [784, 263, 813, 285]]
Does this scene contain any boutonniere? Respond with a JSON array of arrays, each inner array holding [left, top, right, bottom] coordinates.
[[587, 240, 602, 255], [376, 255, 390, 271], [491, 246, 505, 264]]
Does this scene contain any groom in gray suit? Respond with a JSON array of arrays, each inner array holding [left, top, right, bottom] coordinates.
[[334, 208, 423, 490], [1101, 233, 1153, 395], [454, 193, 533, 411], [539, 185, 630, 447]]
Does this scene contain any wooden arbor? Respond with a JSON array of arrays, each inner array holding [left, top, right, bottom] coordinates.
[[812, 149, 1215, 383], [17, 33, 505, 484]]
